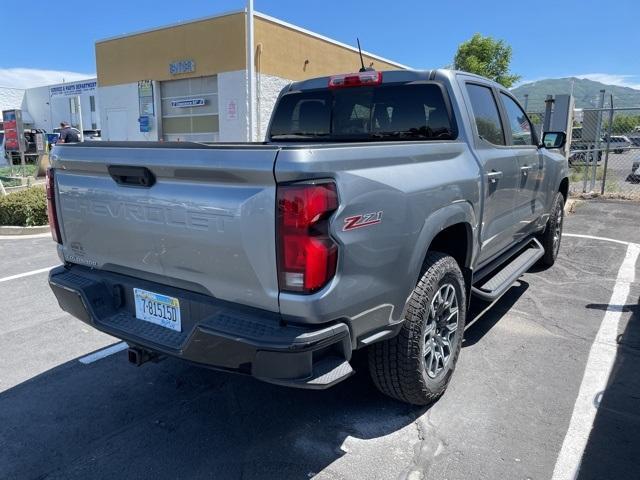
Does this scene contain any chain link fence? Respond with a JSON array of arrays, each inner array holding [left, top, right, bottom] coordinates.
[[568, 107, 640, 198], [527, 104, 640, 199]]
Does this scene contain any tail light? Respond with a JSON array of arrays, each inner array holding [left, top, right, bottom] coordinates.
[[46, 168, 62, 244], [328, 71, 382, 89], [277, 181, 338, 293]]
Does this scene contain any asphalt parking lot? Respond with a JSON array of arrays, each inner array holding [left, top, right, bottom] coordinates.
[[0, 200, 638, 480]]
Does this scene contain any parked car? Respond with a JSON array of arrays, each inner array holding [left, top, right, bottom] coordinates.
[[47, 69, 569, 406], [569, 127, 602, 165], [83, 129, 102, 141], [604, 135, 632, 154], [569, 145, 602, 166], [628, 136, 640, 147]]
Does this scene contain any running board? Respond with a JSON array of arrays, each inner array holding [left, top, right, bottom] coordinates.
[[471, 238, 544, 301]]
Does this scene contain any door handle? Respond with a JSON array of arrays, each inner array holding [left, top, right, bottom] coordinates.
[[487, 171, 503, 184], [520, 165, 533, 172]]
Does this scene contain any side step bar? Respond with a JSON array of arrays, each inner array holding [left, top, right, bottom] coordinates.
[[471, 238, 544, 302]]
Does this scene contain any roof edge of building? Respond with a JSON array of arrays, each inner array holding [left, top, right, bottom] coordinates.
[[95, 9, 245, 44], [253, 11, 410, 70], [94, 9, 410, 70]]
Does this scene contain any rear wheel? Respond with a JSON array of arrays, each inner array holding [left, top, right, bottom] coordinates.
[[538, 192, 565, 267], [368, 253, 466, 406]]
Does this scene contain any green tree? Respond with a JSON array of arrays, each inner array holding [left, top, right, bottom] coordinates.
[[454, 33, 521, 88], [601, 115, 640, 134]]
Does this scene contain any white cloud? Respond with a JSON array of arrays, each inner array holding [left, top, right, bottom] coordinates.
[[0, 67, 95, 89], [572, 73, 640, 90]]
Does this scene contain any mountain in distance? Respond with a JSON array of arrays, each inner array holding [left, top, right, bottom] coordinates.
[[511, 77, 640, 111]]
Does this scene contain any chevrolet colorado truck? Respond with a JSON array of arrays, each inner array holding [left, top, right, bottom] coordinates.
[[47, 69, 568, 405]]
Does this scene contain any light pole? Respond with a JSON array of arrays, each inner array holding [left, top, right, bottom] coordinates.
[[246, 0, 255, 142]]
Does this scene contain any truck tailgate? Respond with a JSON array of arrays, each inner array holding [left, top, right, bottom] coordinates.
[[51, 144, 280, 312]]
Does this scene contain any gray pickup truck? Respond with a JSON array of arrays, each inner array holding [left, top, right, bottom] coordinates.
[[47, 69, 568, 405]]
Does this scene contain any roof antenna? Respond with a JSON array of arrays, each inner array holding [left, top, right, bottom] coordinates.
[[357, 38, 367, 72]]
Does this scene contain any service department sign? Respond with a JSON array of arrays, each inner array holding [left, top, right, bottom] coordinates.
[[50, 80, 97, 98], [169, 60, 196, 75]]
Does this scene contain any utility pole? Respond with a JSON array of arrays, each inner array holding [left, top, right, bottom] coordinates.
[[246, 0, 255, 142]]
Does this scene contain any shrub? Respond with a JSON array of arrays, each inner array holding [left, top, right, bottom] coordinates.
[[0, 187, 48, 226]]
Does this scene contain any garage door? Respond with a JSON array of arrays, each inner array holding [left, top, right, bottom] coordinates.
[[160, 76, 219, 142]]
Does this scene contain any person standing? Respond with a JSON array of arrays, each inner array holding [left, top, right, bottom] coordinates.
[[57, 122, 80, 143]]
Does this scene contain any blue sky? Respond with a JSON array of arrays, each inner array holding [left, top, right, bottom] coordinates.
[[2, 0, 639, 89]]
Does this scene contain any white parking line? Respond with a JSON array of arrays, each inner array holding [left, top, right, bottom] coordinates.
[[78, 342, 128, 364], [552, 241, 640, 480], [564, 232, 639, 247], [0, 266, 59, 284]]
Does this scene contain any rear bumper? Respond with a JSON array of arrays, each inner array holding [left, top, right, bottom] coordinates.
[[49, 265, 354, 389]]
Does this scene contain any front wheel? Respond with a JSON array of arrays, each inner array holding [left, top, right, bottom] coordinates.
[[538, 192, 565, 267], [368, 253, 466, 406]]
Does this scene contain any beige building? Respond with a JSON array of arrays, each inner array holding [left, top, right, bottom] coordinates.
[[95, 9, 407, 142]]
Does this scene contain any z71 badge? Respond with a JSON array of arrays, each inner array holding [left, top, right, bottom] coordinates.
[[343, 211, 383, 231]]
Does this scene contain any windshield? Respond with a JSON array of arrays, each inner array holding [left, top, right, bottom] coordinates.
[[269, 83, 456, 142]]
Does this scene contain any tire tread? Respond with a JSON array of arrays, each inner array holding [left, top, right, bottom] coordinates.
[[368, 252, 466, 405]]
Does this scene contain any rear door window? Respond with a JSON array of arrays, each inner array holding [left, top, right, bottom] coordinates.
[[269, 83, 455, 141], [465, 83, 505, 146], [500, 93, 533, 145]]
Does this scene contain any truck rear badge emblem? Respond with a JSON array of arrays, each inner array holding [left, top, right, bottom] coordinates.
[[343, 211, 383, 231]]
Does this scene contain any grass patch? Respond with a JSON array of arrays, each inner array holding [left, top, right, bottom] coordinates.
[[569, 165, 605, 183]]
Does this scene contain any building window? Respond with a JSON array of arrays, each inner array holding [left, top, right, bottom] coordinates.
[[89, 95, 96, 112]]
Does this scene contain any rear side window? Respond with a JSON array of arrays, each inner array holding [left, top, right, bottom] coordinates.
[[500, 93, 533, 146], [269, 83, 456, 142], [465, 84, 505, 146]]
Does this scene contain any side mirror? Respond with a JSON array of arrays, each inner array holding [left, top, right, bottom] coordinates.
[[542, 131, 566, 149]]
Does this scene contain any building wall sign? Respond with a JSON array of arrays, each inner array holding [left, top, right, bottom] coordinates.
[[169, 60, 196, 75], [138, 115, 151, 133], [50, 80, 97, 98], [170, 98, 205, 108], [226, 99, 238, 121], [138, 80, 155, 116]]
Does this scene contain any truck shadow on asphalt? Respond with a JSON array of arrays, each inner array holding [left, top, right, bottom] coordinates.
[[0, 283, 533, 479], [578, 296, 640, 479], [463, 280, 530, 348], [0, 347, 428, 479]]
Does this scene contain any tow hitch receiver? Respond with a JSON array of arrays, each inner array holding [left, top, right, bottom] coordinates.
[[127, 346, 161, 366]]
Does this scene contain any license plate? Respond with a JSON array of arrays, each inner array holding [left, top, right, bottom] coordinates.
[[133, 288, 181, 332]]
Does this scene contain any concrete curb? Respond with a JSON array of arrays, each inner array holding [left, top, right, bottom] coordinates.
[[0, 225, 50, 236]]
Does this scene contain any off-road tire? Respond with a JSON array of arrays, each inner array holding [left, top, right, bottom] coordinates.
[[368, 252, 466, 406], [538, 192, 565, 267]]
